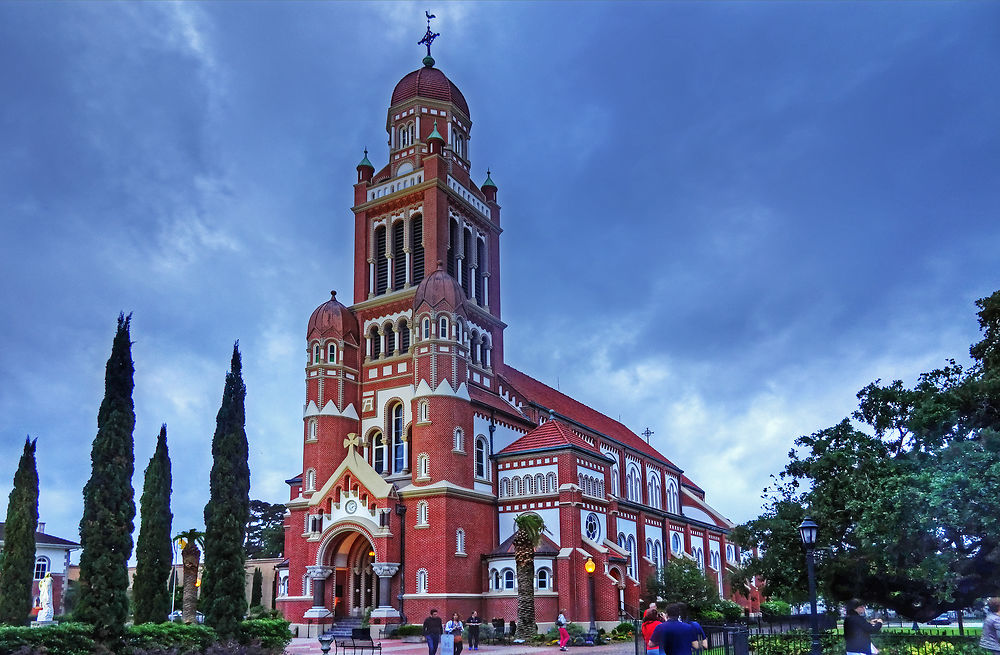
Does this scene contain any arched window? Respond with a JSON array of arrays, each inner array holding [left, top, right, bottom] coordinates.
[[654, 542, 663, 568], [462, 228, 473, 297], [503, 569, 515, 590], [666, 478, 679, 514], [525, 475, 535, 495], [372, 431, 385, 474], [537, 568, 551, 589], [469, 331, 480, 364], [305, 468, 316, 492], [447, 218, 459, 278], [671, 533, 682, 555], [398, 319, 410, 353], [618, 532, 627, 549], [369, 326, 381, 359], [695, 547, 705, 571], [514, 476, 524, 496], [307, 419, 317, 441], [312, 343, 321, 365], [411, 215, 425, 285], [416, 500, 429, 526], [392, 220, 405, 290], [626, 464, 641, 502], [456, 528, 466, 555], [33, 556, 50, 580], [421, 318, 431, 340], [416, 568, 428, 593], [535, 473, 545, 494], [726, 544, 736, 563], [438, 316, 449, 339], [418, 400, 429, 423], [711, 550, 720, 570], [627, 535, 637, 578], [416, 453, 430, 479], [475, 238, 486, 305], [610, 461, 621, 497], [500, 478, 510, 498], [391, 403, 406, 473], [374, 225, 388, 295], [453, 428, 464, 452], [646, 538, 654, 559], [475, 436, 489, 479], [547, 472, 557, 491], [492, 570, 501, 590], [647, 473, 662, 509], [384, 323, 396, 355], [327, 342, 337, 364]]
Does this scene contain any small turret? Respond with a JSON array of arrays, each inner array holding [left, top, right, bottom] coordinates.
[[357, 149, 375, 184], [481, 169, 497, 203], [427, 120, 445, 156]]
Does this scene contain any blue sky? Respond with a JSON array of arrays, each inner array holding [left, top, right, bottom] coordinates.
[[1, 2, 998, 555]]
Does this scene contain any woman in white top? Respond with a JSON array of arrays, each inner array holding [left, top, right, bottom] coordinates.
[[446, 612, 465, 655]]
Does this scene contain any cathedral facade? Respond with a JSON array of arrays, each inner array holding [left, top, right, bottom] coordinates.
[[277, 48, 759, 633]]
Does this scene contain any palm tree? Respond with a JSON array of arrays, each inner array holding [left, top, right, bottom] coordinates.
[[173, 529, 205, 624], [512, 512, 546, 639]]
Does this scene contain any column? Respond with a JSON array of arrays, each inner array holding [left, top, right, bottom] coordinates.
[[304, 565, 334, 619], [370, 563, 400, 621]]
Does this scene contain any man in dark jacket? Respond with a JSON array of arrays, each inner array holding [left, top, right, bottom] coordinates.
[[844, 600, 883, 655], [424, 609, 444, 655]]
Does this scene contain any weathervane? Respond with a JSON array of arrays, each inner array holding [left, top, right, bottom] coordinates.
[[418, 11, 439, 62]]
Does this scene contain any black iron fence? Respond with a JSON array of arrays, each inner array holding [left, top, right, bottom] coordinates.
[[745, 631, 979, 655]]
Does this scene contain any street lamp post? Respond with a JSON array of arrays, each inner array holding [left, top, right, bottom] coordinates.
[[799, 516, 821, 655], [585, 557, 598, 644]]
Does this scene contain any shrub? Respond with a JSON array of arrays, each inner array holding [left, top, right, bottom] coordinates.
[[716, 599, 745, 622], [0, 622, 96, 655], [245, 607, 282, 621], [237, 618, 292, 651], [126, 622, 218, 654], [396, 624, 424, 637], [612, 621, 635, 635], [543, 621, 586, 642], [698, 610, 725, 623], [760, 601, 793, 619]]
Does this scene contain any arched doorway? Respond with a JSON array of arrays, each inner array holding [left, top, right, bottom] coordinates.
[[321, 530, 379, 618]]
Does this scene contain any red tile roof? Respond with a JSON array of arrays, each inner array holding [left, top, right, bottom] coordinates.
[[500, 364, 684, 473], [498, 419, 602, 456], [391, 66, 470, 117], [468, 385, 529, 422]]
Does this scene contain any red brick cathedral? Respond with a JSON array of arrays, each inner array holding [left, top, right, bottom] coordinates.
[[278, 45, 758, 633]]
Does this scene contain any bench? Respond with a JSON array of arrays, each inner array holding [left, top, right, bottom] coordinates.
[[348, 627, 382, 655]]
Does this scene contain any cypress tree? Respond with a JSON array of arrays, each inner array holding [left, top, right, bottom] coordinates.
[[0, 437, 39, 626], [250, 568, 263, 608], [76, 313, 136, 641], [201, 343, 250, 637], [133, 424, 173, 624]]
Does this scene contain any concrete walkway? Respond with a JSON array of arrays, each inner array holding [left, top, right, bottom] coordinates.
[[285, 639, 635, 655]]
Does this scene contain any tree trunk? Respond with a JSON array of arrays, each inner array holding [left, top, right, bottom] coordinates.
[[513, 533, 536, 639], [182, 543, 201, 624]]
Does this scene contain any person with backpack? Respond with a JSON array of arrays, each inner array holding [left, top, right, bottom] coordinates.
[[556, 609, 570, 651]]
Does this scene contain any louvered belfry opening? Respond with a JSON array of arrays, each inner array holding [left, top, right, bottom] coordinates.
[[475, 237, 485, 304], [370, 326, 381, 359], [399, 319, 410, 354], [462, 228, 473, 297], [411, 215, 425, 284], [385, 323, 396, 355], [447, 218, 458, 278], [392, 220, 405, 290], [374, 225, 388, 295]]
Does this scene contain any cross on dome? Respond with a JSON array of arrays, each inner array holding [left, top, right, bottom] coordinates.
[[418, 11, 440, 67]]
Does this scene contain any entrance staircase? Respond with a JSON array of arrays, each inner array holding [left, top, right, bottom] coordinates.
[[321, 617, 365, 638]]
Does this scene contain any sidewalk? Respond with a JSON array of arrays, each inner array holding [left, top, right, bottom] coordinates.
[[285, 639, 635, 655]]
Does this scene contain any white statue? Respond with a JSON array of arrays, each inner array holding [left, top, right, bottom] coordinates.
[[37, 573, 53, 622]]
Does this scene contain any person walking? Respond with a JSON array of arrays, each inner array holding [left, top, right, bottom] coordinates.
[[981, 597, 1000, 655], [844, 600, 883, 655], [650, 603, 699, 655], [467, 610, 482, 651], [424, 608, 444, 655], [556, 608, 570, 651], [446, 612, 465, 655], [642, 608, 664, 655]]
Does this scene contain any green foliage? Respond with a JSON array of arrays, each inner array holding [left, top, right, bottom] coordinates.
[[612, 621, 635, 635], [748, 631, 842, 655], [201, 344, 251, 638], [543, 621, 586, 642], [733, 291, 1000, 621], [760, 601, 793, 618], [244, 607, 282, 620], [237, 618, 292, 651], [127, 622, 217, 653], [76, 313, 137, 642], [700, 610, 725, 623], [245, 500, 285, 559], [249, 569, 262, 609], [133, 425, 174, 624], [396, 624, 423, 637], [512, 512, 547, 639], [0, 437, 39, 626], [646, 558, 720, 617], [716, 599, 745, 622], [0, 622, 96, 655]]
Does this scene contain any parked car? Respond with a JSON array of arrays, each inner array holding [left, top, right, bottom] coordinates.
[[927, 614, 952, 625], [168, 610, 205, 624]]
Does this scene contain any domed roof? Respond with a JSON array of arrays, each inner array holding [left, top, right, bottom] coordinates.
[[391, 65, 470, 118], [413, 263, 466, 313], [307, 291, 358, 341]]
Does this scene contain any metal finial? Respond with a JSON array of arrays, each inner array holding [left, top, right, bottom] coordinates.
[[418, 11, 439, 61], [642, 427, 654, 442]]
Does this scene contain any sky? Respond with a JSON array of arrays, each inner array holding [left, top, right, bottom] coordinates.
[[1, 2, 998, 560]]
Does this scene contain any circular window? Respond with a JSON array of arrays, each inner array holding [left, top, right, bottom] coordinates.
[[345, 500, 358, 514], [584, 513, 601, 541]]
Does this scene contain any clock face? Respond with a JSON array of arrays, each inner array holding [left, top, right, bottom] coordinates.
[[345, 500, 358, 514]]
